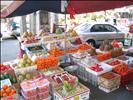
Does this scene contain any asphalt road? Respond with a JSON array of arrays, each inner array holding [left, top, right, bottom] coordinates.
[[1, 38, 19, 63]]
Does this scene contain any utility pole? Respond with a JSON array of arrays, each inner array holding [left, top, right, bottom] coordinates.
[[20, 16, 27, 35]]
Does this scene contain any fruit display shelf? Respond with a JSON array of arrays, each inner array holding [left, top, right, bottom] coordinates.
[[53, 83, 90, 100]]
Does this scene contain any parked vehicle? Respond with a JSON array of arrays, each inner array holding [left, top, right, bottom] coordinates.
[[1, 21, 20, 38], [74, 22, 125, 47]]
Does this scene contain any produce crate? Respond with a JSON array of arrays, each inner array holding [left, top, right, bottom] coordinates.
[[10, 62, 37, 74], [64, 65, 78, 76], [98, 85, 119, 93], [1, 86, 19, 100], [27, 51, 49, 62], [47, 71, 77, 89], [116, 55, 130, 64], [120, 70, 133, 86], [98, 72, 120, 92], [53, 83, 90, 100], [126, 82, 133, 93], [1, 68, 19, 89], [85, 63, 113, 86], [1, 93, 19, 100], [105, 59, 122, 69], [69, 54, 86, 64], [77, 65, 88, 82], [40, 67, 64, 77], [16, 70, 40, 83]]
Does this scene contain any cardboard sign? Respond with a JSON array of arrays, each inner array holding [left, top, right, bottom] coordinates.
[[1, 79, 12, 88]]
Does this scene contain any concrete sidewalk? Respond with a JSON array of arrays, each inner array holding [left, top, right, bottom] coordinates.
[[1, 39, 19, 63]]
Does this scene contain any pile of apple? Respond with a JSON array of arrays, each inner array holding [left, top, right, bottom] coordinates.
[[89, 64, 103, 72], [51, 72, 77, 85], [18, 71, 32, 81], [23, 37, 38, 44], [21, 32, 34, 38], [0, 64, 11, 72], [68, 29, 78, 37], [108, 60, 121, 66], [16, 54, 34, 68]]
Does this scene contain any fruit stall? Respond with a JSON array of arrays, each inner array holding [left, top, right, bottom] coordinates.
[[0, 30, 133, 100]]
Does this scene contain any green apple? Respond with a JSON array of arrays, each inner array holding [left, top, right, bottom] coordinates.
[[21, 71, 26, 76], [25, 73, 31, 79], [18, 75, 24, 81], [27, 59, 32, 64], [20, 63, 25, 68], [23, 54, 28, 59]]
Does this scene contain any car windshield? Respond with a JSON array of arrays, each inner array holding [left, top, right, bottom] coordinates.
[[74, 23, 91, 32]]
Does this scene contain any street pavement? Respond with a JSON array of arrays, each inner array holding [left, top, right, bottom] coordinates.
[[1, 39, 19, 63]]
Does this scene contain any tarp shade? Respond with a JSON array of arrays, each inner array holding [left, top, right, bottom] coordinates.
[[67, 0, 133, 14], [1, 0, 63, 18], [1, 0, 133, 18]]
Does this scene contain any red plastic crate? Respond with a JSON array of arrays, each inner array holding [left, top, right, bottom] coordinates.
[[121, 70, 132, 86]]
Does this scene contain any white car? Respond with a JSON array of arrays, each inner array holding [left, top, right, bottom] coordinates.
[[1, 22, 20, 38], [74, 22, 125, 47]]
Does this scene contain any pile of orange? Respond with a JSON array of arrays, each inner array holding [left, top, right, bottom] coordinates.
[[97, 52, 111, 61], [113, 63, 129, 75], [0, 85, 16, 97], [66, 48, 78, 53], [50, 48, 64, 57], [78, 43, 91, 51], [35, 55, 58, 70]]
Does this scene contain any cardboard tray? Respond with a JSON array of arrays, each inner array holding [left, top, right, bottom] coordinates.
[[47, 71, 76, 89], [53, 83, 90, 100], [39, 67, 64, 77]]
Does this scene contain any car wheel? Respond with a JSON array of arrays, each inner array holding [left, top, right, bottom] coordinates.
[[11, 34, 17, 39], [87, 39, 96, 47]]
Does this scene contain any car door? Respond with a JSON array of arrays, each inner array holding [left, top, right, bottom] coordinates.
[[90, 24, 110, 41], [90, 24, 124, 42], [103, 24, 124, 41]]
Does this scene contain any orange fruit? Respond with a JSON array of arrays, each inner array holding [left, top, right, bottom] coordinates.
[[5, 88, 11, 93], [1, 89, 5, 93], [9, 92, 14, 96], [2, 93, 7, 97], [3, 85, 8, 90], [11, 89, 16, 94]]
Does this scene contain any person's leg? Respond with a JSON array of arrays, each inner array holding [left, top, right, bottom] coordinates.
[[0, 33, 2, 41]]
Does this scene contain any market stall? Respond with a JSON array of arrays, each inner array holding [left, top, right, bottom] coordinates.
[[1, 1, 133, 100]]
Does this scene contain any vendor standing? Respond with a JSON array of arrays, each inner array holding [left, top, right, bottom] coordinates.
[[11, 21, 17, 31], [129, 24, 133, 46]]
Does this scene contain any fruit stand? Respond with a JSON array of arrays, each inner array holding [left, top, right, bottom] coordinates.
[[1, 30, 133, 100]]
